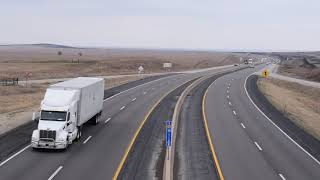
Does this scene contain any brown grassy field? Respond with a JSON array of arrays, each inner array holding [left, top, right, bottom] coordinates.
[[258, 77, 320, 140], [0, 45, 241, 80]]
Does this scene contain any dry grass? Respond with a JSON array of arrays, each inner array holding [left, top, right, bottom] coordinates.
[[258, 77, 320, 140], [279, 65, 320, 82], [0, 45, 241, 80], [0, 75, 146, 134]]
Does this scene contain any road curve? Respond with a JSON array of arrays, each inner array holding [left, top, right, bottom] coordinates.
[[204, 65, 320, 180]]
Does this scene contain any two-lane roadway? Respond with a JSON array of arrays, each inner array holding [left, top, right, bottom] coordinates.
[[204, 65, 320, 180]]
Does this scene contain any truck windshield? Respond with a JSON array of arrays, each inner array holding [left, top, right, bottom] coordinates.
[[40, 111, 67, 121]]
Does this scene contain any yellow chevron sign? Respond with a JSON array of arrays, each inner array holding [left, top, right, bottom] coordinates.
[[262, 69, 269, 77]]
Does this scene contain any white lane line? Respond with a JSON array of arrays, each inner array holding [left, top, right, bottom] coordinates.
[[48, 166, 63, 180], [143, 91, 147, 95], [0, 145, 30, 167], [103, 74, 180, 102], [279, 174, 286, 180], [83, 136, 92, 144], [228, 102, 232, 106], [241, 123, 246, 129], [233, 110, 237, 116], [227, 95, 230, 99], [120, 106, 125, 110], [227, 86, 230, 89], [131, 97, 137, 102], [244, 74, 320, 165], [227, 90, 229, 93], [105, 117, 111, 123], [254, 142, 263, 151]]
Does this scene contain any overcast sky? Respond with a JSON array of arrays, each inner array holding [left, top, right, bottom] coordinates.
[[0, 0, 319, 51]]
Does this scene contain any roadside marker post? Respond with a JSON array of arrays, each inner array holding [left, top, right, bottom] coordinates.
[[165, 120, 172, 160]]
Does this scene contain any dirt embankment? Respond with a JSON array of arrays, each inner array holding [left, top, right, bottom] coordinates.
[[278, 56, 320, 82], [258, 77, 320, 140]]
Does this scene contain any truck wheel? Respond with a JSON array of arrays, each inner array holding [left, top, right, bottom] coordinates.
[[92, 115, 99, 125], [75, 127, 82, 141]]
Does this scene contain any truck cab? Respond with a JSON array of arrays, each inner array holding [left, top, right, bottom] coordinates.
[[31, 89, 80, 149]]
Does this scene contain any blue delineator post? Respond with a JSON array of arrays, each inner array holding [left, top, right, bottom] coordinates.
[[165, 120, 172, 160]]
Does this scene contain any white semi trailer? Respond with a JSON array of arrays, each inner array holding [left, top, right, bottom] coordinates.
[[31, 77, 104, 149]]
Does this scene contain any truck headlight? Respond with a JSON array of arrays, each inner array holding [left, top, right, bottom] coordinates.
[[32, 130, 39, 141], [57, 131, 68, 142]]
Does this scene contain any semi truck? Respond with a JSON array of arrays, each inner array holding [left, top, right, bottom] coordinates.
[[31, 77, 104, 149], [248, 59, 254, 68]]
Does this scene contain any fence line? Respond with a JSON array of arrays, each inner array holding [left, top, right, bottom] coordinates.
[[0, 78, 19, 86]]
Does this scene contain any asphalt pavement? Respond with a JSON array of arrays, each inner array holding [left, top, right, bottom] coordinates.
[[204, 65, 320, 180], [0, 65, 238, 180]]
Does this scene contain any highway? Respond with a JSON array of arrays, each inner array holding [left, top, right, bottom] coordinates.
[[0, 66, 237, 180], [1, 64, 319, 180], [203, 65, 320, 180]]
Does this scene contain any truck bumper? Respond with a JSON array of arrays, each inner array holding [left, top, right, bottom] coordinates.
[[31, 140, 67, 149]]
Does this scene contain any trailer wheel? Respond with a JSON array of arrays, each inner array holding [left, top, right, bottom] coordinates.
[[92, 115, 99, 125]]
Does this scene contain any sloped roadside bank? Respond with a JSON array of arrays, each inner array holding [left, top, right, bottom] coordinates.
[[246, 75, 320, 161]]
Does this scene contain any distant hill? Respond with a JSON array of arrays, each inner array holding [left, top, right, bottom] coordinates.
[[30, 43, 75, 48], [0, 43, 76, 49]]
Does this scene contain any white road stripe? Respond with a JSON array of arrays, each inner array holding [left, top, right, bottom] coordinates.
[[143, 91, 147, 95], [241, 123, 246, 129], [228, 102, 232, 106], [120, 106, 125, 110], [105, 117, 111, 123], [279, 174, 286, 180], [227, 90, 229, 93], [0, 145, 30, 167], [227, 95, 230, 99], [48, 166, 63, 180], [131, 98, 136, 102], [233, 110, 237, 115], [254, 142, 263, 151], [83, 136, 92, 144], [103, 74, 180, 102], [244, 74, 320, 165], [0, 74, 180, 168]]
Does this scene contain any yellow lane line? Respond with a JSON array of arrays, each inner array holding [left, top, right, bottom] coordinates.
[[202, 84, 225, 180]]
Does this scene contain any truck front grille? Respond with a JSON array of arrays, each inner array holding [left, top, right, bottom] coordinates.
[[39, 130, 56, 141]]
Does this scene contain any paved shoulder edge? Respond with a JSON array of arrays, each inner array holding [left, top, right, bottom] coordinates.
[[245, 74, 320, 164]]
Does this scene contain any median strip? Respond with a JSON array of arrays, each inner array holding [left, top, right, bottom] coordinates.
[[113, 77, 198, 180]]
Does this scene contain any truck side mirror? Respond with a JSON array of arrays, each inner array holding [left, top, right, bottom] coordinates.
[[32, 112, 40, 122]]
